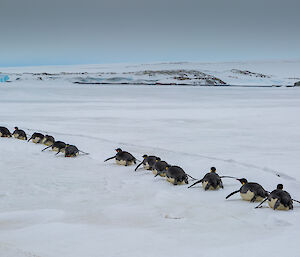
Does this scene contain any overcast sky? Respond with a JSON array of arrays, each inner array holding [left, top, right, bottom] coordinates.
[[1, 0, 299, 67]]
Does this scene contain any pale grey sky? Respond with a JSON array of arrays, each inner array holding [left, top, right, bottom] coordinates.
[[1, 0, 299, 67]]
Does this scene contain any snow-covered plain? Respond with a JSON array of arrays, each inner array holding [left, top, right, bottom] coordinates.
[[1, 69, 300, 257]]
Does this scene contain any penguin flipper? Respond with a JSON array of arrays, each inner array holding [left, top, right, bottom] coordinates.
[[250, 195, 257, 202], [134, 162, 143, 171], [255, 197, 268, 209], [187, 174, 197, 181], [220, 181, 224, 189], [204, 182, 211, 191], [274, 199, 281, 210], [42, 145, 52, 152], [226, 190, 240, 199], [104, 156, 115, 162], [188, 179, 203, 188]]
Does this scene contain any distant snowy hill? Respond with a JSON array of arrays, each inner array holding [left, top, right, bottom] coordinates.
[[1, 60, 300, 86]]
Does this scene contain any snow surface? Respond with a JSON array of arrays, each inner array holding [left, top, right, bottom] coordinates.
[[1, 74, 300, 257]]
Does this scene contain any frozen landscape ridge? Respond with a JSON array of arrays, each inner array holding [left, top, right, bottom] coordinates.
[[1, 60, 300, 86]]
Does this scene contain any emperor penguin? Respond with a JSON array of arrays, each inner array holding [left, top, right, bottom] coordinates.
[[255, 184, 296, 210], [28, 132, 44, 144], [12, 127, 27, 140], [164, 165, 189, 185], [134, 155, 160, 171], [153, 160, 170, 177], [226, 178, 268, 202], [188, 167, 224, 190], [42, 140, 66, 154], [0, 126, 12, 137], [64, 144, 79, 157], [104, 148, 137, 166], [41, 135, 55, 146]]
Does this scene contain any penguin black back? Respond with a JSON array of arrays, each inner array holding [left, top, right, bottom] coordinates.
[[165, 165, 188, 185], [153, 160, 170, 177], [42, 135, 55, 146], [104, 148, 137, 166], [267, 184, 293, 210], [0, 126, 12, 137], [135, 155, 160, 171], [42, 140, 66, 153], [12, 127, 27, 140], [188, 167, 224, 190], [64, 145, 79, 157], [28, 132, 44, 143]]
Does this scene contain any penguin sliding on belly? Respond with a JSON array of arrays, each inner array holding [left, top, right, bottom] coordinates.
[[104, 148, 137, 166], [158, 165, 189, 185], [0, 126, 12, 137], [64, 145, 79, 157], [56, 144, 88, 157], [134, 155, 160, 171], [188, 167, 235, 190], [42, 141, 67, 154], [255, 184, 300, 210], [12, 127, 27, 140], [153, 160, 170, 177], [41, 135, 55, 146], [226, 178, 268, 202], [28, 132, 44, 144]]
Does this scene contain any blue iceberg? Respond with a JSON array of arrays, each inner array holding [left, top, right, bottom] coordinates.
[[0, 75, 9, 82]]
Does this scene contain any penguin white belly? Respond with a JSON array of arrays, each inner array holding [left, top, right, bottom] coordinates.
[[202, 181, 220, 190], [32, 137, 42, 144], [268, 198, 290, 210], [44, 141, 53, 146], [19, 136, 26, 140], [0, 132, 2, 137], [152, 169, 158, 175], [13, 133, 19, 138], [41, 138, 47, 144], [143, 163, 150, 170], [240, 191, 264, 201], [167, 177, 187, 185], [116, 159, 134, 166]]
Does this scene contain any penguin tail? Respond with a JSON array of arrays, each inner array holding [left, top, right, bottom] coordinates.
[[188, 179, 203, 188], [226, 190, 240, 199]]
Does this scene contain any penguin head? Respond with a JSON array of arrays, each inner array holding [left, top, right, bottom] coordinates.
[[237, 178, 248, 185], [14, 126, 18, 130], [115, 148, 122, 153], [210, 167, 216, 173], [277, 184, 283, 190], [142, 154, 148, 159], [156, 157, 161, 161]]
